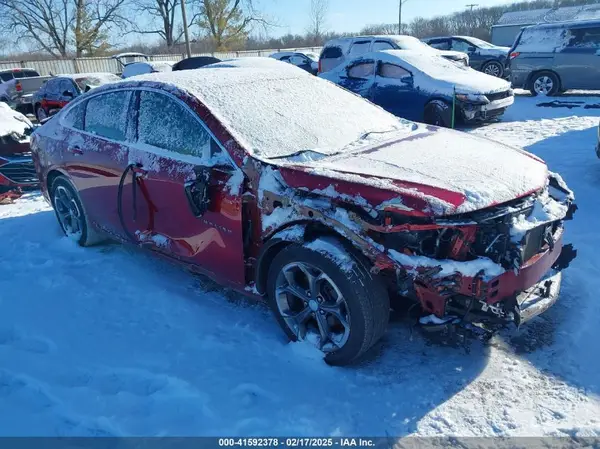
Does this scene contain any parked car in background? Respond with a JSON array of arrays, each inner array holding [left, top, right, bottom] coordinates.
[[0, 68, 53, 114], [0, 103, 38, 195], [32, 73, 121, 122], [320, 50, 514, 127], [122, 61, 174, 78], [270, 51, 320, 74], [31, 60, 576, 364], [318, 35, 469, 74], [172, 56, 221, 71], [424, 36, 510, 78], [509, 20, 600, 96]]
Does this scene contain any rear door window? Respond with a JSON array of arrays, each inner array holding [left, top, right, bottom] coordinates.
[[136, 90, 211, 159], [348, 61, 375, 79], [349, 40, 372, 56], [84, 91, 132, 141]]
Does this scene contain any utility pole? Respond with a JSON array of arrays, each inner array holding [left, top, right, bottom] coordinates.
[[181, 0, 192, 58], [466, 3, 478, 12], [399, 0, 409, 34]]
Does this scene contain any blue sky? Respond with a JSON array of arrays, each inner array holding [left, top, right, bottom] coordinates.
[[260, 0, 512, 36]]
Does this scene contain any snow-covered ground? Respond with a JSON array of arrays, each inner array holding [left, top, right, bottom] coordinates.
[[1, 94, 600, 437]]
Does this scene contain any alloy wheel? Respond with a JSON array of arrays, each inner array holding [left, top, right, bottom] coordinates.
[[53, 185, 83, 238], [483, 62, 502, 77], [275, 262, 351, 352], [534, 76, 554, 95]]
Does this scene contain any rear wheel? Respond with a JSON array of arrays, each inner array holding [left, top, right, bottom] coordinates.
[[482, 60, 504, 78], [266, 238, 389, 365], [424, 100, 452, 128], [530, 71, 560, 96], [50, 176, 103, 246]]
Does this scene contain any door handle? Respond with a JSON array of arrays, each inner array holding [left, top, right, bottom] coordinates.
[[67, 146, 84, 155]]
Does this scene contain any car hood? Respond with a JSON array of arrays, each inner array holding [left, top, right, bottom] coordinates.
[[437, 50, 468, 59], [429, 65, 510, 94], [280, 125, 548, 216]]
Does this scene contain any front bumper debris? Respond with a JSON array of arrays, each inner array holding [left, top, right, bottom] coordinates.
[[513, 270, 561, 327]]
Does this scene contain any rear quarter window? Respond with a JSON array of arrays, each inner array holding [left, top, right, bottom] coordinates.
[[349, 41, 371, 56], [321, 46, 343, 59], [515, 26, 568, 53]]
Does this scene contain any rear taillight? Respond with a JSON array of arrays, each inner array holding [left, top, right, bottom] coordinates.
[[509, 52, 520, 60], [15, 81, 22, 92]]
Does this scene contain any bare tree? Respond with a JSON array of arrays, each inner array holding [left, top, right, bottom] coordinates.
[[194, 0, 270, 51], [0, 0, 128, 58], [307, 0, 329, 44]]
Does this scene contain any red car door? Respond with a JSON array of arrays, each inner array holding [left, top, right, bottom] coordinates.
[[60, 90, 140, 238], [126, 89, 246, 287]]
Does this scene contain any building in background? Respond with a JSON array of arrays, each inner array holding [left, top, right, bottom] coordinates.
[[491, 4, 600, 46]]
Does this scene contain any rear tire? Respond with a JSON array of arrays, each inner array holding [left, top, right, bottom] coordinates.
[[424, 100, 452, 128], [529, 71, 560, 96], [482, 60, 504, 78], [50, 176, 103, 247], [266, 238, 390, 366]]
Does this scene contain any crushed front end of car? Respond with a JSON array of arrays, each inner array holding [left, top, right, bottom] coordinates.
[[369, 172, 577, 339]]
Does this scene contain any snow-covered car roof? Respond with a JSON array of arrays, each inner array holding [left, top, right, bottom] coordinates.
[[369, 50, 510, 94], [0, 102, 33, 137], [270, 51, 318, 61], [130, 65, 411, 160], [122, 61, 174, 78], [206, 57, 309, 75]]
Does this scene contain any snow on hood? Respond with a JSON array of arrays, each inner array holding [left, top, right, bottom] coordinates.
[[134, 64, 413, 160], [0, 103, 33, 137], [377, 50, 510, 94], [280, 124, 548, 216]]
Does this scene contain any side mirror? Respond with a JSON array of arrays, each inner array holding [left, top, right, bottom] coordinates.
[[184, 167, 211, 217], [468, 46, 477, 53], [63, 90, 74, 97]]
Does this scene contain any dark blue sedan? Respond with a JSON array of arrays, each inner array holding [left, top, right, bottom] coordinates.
[[319, 50, 514, 128]]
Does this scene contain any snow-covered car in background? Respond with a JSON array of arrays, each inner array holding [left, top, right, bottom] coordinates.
[[318, 35, 469, 74], [121, 61, 174, 78], [423, 36, 510, 78], [320, 50, 514, 127], [31, 61, 576, 365], [32, 73, 121, 122], [270, 51, 320, 75], [509, 20, 600, 96], [0, 103, 38, 195]]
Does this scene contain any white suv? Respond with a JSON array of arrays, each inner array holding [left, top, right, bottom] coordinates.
[[318, 35, 469, 74]]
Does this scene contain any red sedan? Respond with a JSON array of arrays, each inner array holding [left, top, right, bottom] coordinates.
[[30, 60, 576, 365]]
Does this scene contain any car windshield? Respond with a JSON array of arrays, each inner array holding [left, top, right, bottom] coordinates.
[[139, 69, 413, 160], [74, 74, 120, 90], [464, 36, 496, 49], [304, 53, 319, 61]]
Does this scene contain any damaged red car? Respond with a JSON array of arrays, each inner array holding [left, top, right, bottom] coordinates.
[[30, 59, 577, 365], [0, 103, 38, 199]]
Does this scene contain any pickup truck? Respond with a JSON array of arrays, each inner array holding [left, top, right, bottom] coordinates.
[[0, 68, 53, 115]]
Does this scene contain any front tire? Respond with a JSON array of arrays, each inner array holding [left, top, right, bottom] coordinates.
[[266, 238, 390, 365], [50, 176, 102, 246], [36, 105, 47, 122], [530, 71, 560, 96], [482, 60, 504, 78], [424, 100, 452, 128]]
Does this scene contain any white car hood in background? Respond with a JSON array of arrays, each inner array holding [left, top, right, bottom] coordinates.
[[477, 46, 511, 56], [0, 102, 33, 137], [293, 125, 548, 215]]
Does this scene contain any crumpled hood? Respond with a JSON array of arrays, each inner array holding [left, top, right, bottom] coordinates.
[[287, 125, 548, 216]]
